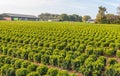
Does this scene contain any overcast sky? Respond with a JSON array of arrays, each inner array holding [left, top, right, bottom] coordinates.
[[0, 0, 119, 18]]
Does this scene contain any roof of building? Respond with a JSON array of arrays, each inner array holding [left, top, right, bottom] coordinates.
[[1, 13, 38, 18]]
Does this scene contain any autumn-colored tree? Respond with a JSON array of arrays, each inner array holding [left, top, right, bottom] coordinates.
[[95, 6, 107, 23], [82, 15, 91, 22]]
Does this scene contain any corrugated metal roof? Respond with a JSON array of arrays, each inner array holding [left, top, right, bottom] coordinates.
[[2, 13, 38, 18]]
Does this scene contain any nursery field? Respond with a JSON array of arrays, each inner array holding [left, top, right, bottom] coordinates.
[[0, 21, 120, 76]]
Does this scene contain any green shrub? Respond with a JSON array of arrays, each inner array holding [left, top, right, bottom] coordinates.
[[27, 72, 39, 76], [108, 58, 118, 65], [21, 61, 31, 68], [0, 55, 6, 63], [50, 55, 58, 66], [0, 63, 3, 68], [93, 47, 103, 56], [7, 48, 13, 56], [92, 61, 104, 76], [5, 57, 12, 64], [85, 46, 94, 55], [16, 68, 29, 76], [47, 68, 58, 76], [101, 42, 109, 47], [1, 64, 11, 76], [14, 59, 23, 69], [16, 51, 22, 58], [77, 44, 85, 53], [21, 49, 29, 60], [6, 68, 15, 76], [57, 70, 68, 76], [28, 52, 34, 62], [116, 43, 120, 50], [63, 57, 71, 70], [11, 58, 18, 65], [69, 73, 77, 76], [27, 64, 38, 71], [109, 43, 115, 48], [58, 56, 64, 68], [105, 66, 116, 76], [72, 59, 80, 71], [41, 54, 50, 65], [116, 50, 120, 58], [104, 48, 116, 56], [37, 64, 48, 75], [1, 64, 15, 76], [33, 53, 41, 63], [98, 56, 106, 66], [3, 47, 8, 55], [0, 46, 3, 54]]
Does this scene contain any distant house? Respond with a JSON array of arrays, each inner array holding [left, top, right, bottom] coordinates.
[[87, 19, 95, 23], [0, 13, 39, 21]]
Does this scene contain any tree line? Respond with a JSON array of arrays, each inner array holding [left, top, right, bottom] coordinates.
[[95, 6, 120, 24], [38, 13, 91, 22], [38, 6, 120, 24]]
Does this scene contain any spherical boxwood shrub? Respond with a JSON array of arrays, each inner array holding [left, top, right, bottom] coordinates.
[[5, 57, 12, 64], [37, 64, 48, 76], [16, 68, 29, 76], [27, 72, 39, 76], [1, 64, 12, 76], [104, 48, 116, 56], [116, 50, 120, 58], [7, 48, 13, 56], [0, 46, 3, 54], [22, 61, 31, 68], [11, 58, 18, 65], [109, 43, 115, 48], [105, 66, 118, 76], [77, 44, 86, 53], [21, 49, 29, 60], [16, 51, 22, 58], [47, 68, 58, 76], [33, 53, 41, 63], [0, 63, 3, 68], [50, 55, 58, 67], [0, 55, 6, 63], [93, 47, 103, 56], [116, 43, 120, 50], [6, 68, 15, 76], [27, 64, 38, 72], [41, 54, 50, 65], [85, 46, 94, 55], [28, 52, 34, 62], [14, 59, 23, 69], [3, 47, 8, 55], [101, 42, 109, 47], [72, 59, 80, 71], [108, 58, 118, 65], [57, 70, 68, 76]]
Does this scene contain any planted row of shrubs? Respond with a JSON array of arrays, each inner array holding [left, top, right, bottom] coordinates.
[[0, 55, 76, 76]]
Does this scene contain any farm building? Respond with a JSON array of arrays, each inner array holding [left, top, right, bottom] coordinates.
[[87, 19, 95, 23], [0, 13, 39, 21]]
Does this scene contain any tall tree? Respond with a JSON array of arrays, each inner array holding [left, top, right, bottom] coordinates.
[[60, 14, 69, 21], [105, 14, 115, 24], [82, 15, 91, 22], [95, 6, 107, 23]]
